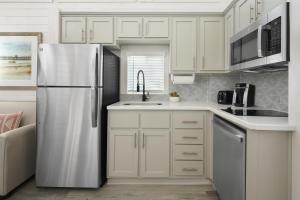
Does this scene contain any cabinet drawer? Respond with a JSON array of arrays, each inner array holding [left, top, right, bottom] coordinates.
[[174, 129, 204, 144], [109, 111, 139, 128], [173, 112, 204, 129], [141, 112, 170, 128], [174, 161, 204, 176], [174, 145, 203, 160]]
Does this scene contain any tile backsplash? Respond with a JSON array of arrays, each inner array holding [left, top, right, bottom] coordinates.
[[239, 71, 288, 112], [121, 71, 288, 112]]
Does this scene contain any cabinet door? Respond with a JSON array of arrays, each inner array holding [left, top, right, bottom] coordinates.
[[87, 17, 114, 44], [108, 129, 138, 177], [235, 0, 256, 33], [143, 17, 169, 38], [171, 17, 197, 72], [225, 8, 235, 70], [116, 17, 143, 38], [61, 16, 86, 43], [199, 17, 224, 71], [140, 130, 170, 177]]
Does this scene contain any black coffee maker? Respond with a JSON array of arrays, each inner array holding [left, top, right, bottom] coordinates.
[[232, 83, 255, 107]]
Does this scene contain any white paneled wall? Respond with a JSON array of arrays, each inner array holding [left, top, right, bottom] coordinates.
[[0, 3, 56, 101]]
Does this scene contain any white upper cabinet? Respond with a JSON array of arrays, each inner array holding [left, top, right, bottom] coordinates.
[[61, 16, 86, 43], [235, 0, 255, 33], [198, 17, 224, 71], [116, 17, 143, 38], [224, 8, 235, 70], [171, 17, 197, 72], [87, 17, 114, 44], [140, 130, 170, 177], [108, 129, 139, 177], [143, 17, 169, 38]]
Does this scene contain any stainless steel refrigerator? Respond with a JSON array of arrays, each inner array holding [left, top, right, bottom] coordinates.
[[36, 44, 119, 188]]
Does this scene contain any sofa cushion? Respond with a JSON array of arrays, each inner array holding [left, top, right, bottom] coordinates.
[[0, 112, 23, 134]]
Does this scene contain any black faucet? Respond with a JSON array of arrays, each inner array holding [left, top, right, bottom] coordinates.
[[137, 70, 148, 101]]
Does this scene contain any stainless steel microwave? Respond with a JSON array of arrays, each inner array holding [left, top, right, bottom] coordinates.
[[230, 2, 289, 71]]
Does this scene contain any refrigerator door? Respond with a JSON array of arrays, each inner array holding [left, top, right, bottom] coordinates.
[[36, 87, 102, 188], [38, 44, 103, 87]]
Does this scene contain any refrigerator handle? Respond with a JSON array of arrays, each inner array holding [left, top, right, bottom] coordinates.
[[95, 48, 99, 87], [91, 87, 98, 128]]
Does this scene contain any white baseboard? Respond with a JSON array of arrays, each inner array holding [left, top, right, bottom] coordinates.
[[107, 177, 212, 185]]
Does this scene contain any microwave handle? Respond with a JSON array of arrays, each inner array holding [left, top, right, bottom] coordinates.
[[257, 25, 263, 57]]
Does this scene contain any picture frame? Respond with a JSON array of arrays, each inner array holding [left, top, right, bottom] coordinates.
[[0, 32, 42, 86]]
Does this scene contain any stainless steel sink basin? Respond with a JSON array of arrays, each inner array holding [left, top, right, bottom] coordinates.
[[122, 102, 163, 106]]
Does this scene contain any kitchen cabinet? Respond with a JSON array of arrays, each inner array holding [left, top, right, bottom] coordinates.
[[140, 130, 170, 177], [61, 16, 86, 43], [235, 0, 255, 33], [116, 17, 143, 38], [171, 17, 197, 72], [235, 0, 264, 33], [198, 17, 224, 72], [87, 17, 114, 44], [108, 129, 139, 177], [224, 8, 235, 70], [108, 111, 171, 178], [61, 16, 115, 44], [143, 17, 169, 38], [172, 111, 205, 177]]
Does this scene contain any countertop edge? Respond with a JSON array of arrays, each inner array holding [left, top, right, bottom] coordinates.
[[107, 102, 296, 132]]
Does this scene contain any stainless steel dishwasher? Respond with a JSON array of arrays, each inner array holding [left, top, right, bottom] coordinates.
[[213, 116, 246, 200]]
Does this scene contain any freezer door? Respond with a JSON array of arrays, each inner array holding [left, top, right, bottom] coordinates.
[[36, 87, 102, 188], [38, 44, 103, 87]]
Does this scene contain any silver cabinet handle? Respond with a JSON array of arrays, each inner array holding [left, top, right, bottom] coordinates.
[[250, 6, 255, 23], [182, 136, 198, 139], [193, 56, 196, 69], [142, 133, 145, 148], [139, 23, 142, 36], [256, 0, 262, 16], [182, 152, 198, 155], [145, 22, 149, 36], [183, 168, 198, 172], [90, 29, 93, 42], [182, 121, 198, 124], [202, 56, 205, 69], [134, 133, 137, 148], [81, 29, 85, 42]]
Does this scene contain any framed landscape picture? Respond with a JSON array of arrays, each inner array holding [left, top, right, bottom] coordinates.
[[0, 32, 42, 86]]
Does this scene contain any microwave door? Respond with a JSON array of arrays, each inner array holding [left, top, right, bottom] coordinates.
[[266, 2, 289, 65]]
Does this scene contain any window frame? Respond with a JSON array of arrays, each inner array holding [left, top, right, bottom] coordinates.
[[120, 45, 169, 95]]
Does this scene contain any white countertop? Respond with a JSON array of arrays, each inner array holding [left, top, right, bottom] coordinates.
[[107, 101, 295, 132]]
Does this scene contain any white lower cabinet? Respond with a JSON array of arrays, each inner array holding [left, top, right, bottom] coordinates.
[[140, 130, 170, 177], [108, 129, 139, 177], [108, 111, 171, 178], [108, 110, 208, 180]]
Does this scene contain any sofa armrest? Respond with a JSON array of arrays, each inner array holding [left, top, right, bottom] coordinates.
[[0, 124, 36, 196]]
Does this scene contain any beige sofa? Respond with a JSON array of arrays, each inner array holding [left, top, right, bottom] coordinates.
[[0, 101, 36, 197]]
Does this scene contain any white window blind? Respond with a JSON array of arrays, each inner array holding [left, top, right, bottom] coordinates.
[[127, 55, 165, 93]]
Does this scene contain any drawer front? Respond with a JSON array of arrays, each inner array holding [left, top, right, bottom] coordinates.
[[141, 112, 170, 129], [174, 129, 204, 144], [109, 111, 139, 128], [173, 112, 204, 129], [174, 161, 204, 176], [174, 145, 204, 160]]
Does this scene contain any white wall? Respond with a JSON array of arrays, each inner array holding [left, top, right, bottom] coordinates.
[[0, 3, 58, 101], [289, 1, 300, 200]]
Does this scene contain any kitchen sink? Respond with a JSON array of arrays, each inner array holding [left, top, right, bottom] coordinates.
[[122, 102, 163, 106]]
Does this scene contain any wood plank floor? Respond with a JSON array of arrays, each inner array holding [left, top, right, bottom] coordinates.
[[7, 180, 219, 200]]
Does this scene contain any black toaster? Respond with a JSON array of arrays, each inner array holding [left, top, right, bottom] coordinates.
[[217, 91, 234, 105]]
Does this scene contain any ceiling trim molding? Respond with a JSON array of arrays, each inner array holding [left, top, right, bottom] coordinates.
[[139, 0, 220, 3], [0, 0, 52, 2], [56, 0, 136, 2]]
